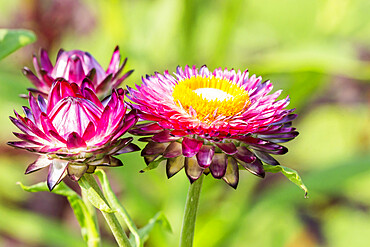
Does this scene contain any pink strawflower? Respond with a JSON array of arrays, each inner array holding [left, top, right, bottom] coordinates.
[[9, 79, 139, 190], [23, 46, 133, 98], [128, 65, 298, 188]]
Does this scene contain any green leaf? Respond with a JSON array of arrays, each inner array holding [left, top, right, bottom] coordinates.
[[18, 181, 76, 197], [136, 212, 172, 243], [96, 169, 142, 247], [79, 175, 114, 213], [263, 165, 308, 197], [141, 157, 166, 172], [0, 29, 36, 60], [18, 181, 100, 245]]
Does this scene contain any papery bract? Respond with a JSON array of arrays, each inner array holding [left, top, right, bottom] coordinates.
[[8, 79, 139, 190], [128, 65, 298, 188]]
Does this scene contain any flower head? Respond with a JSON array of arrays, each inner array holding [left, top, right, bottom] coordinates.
[[9, 79, 139, 190], [23, 46, 133, 98], [128, 65, 298, 188]]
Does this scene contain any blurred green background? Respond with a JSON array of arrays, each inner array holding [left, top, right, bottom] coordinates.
[[0, 0, 369, 246]]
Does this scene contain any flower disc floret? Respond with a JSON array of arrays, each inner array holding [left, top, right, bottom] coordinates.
[[172, 75, 250, 122], [128, 65, 298, 188], [8, 79, 139, 190], [23, 46, 133, 98]]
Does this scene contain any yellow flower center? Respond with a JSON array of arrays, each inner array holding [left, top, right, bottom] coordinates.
[[172, 76, 250, 122]]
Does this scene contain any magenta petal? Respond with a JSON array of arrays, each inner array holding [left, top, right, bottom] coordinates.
[[24, 117, 50, 141], [182, 137, 203, 157], [249, 145, 288, 155], [258, 132, 299, 139], [10, 116, 33, 135], [170, 130, 187, 137], [13, 132, 43, 145], [37, 95, 47, 113], [234, 146, 256, 163], [113, 69, 134, 88], [29, 94, 42, 126], [8, 141, 38, 150], [272, 114, 297, 125], [67, 132, 87, 149], [40, 113, 58, 138], [39, 70, 54, 87], [40, 49, 53, 71], [81, 74, 96, 90], [129, 128, 161, 136], [95, 105, 112, 136], [152, 130, 180, 143], [210, 153, 228, 179], [215, 142, 237, 155], [82, 86, 104, 109], [56, 48, 65, 60], [95, 74, 113, 93], [196, 145, 215, 168], [22, 107, 34, 121], [240, 158, 265, 178], [25, 156, 51, 174], [253, 150, 280, 166], [68, 56, 85, 82], [82, 122, 96, 141], [111, 61, 125, 81], [106, 46, 121, 74], [135, 122, 162, 131], [49, 130, 67, 144], [47, 159, 68, 191], [22, 67, 43, 88], [111, 114, 138, 141]]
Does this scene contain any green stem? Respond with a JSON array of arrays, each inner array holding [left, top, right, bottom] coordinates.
[[179, 175, 204, 247], [81, 189, 101, 247], [80, 174, 132, 247], [95, 170, 142, 247]]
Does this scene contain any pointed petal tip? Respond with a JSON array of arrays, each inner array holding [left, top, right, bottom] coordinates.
[[230, 183, 238, 189], [47, 180, 56, 191]]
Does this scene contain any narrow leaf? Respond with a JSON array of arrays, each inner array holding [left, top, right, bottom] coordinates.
[[18, 181, 75, 197], [79, 175, 114, 213], [263, 165, 308, 197], [137, 212, 172, 243], [140, 157, 166, 173], [96, 169, 141, 247], [18, 181, 99, 244]]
